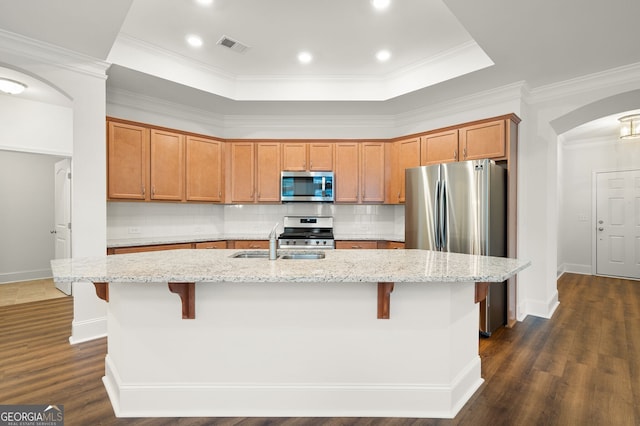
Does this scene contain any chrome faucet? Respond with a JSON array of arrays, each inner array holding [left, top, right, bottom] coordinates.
[[269, 222, 279, 260]]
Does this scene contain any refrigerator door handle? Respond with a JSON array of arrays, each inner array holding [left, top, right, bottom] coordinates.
[[434, 179, 441, 250], [441, 179, 447, 251]]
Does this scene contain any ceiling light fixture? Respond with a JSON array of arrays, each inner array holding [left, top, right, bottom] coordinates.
[[298, 51, 313, 64], [371, 0, 391, 10], [619, 114, 640, 139], [0, 78, 27, 95], [186, 34, 203, 48], [376, 50, 391, 62], [195, 0, 213, 5]]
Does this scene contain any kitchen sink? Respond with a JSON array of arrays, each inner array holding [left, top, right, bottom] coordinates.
[[230, 250, 326, 260], [230, 251, 271, 258], [280, 252, 325, 260]]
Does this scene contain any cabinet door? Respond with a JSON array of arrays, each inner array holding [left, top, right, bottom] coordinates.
[[150, 129, 185, 201], [334, 143, 360, 203], [308, 142, 334, 171], [256, 142, 281, 202], [229, 142, 255, 203], [107, 121, 149, 200], [459, 119, 505, 161], [421, 129, 459, 165], [396, 137, 421, 203], [186, 136, 223, 202], [361, 142, 385, 203], [281, 142, 307, 171]]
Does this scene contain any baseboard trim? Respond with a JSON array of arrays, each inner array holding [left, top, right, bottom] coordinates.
[[0, 270, 52, 284], [103, 355, 483, 418], [69, 316, 107, 345]]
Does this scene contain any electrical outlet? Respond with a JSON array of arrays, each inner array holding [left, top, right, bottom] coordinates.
[[128, 227, 141, 234]]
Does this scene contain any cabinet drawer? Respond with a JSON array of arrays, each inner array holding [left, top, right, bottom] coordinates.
[[110, 243, 192, 254], [335, 240, 378, 249], [230, 240, 269, 249], [194, 241, 227, 249]]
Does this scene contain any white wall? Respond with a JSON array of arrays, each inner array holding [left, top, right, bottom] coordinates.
[[558, 136, 640, 275], [0, 95, 73, 155], [0, 150, 65, 283]]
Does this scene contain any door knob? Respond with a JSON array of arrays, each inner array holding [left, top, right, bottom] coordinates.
[[598, 227, 604, 231]]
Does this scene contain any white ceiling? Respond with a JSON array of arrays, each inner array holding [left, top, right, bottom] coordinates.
[[1, 0, 640, 135]]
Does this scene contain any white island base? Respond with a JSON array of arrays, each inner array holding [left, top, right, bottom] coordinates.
[[102, 280, 482, 418]]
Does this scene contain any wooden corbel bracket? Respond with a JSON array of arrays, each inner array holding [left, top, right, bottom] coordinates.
[[92, 281, 195, 320], [168, 282, 196, 319], [93, 282, 109, 302], [377, 282, 395, 319]]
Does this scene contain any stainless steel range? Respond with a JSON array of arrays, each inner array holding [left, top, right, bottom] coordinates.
[[278, 216, 335, 249]]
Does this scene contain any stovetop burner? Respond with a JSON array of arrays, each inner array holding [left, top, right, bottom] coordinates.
[[278, 216, 334, 249]]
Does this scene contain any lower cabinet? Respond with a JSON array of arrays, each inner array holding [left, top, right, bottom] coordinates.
[[194, 241, 227, 249], [108, 243, 192, 255], [229, 240, 269, 249], [335, 240, 379, 250], [378, 241, 405, 249]]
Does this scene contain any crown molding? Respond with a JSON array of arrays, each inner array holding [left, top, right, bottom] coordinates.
[[394, 81, 526, 129], [107, 87, 225, 129], [528, 62, 640, 105], [0, 29, 109, 79]]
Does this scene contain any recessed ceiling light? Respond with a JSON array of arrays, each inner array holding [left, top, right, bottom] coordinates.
[[298, 51, 313, 64], [376, 50, 391, 62], [371, 0, 391, 10], [0, 78, 27, 94], [186, 34, 203, 48], [195, 0, 213, 5]]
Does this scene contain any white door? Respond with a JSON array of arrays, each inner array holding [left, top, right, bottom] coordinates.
[[54, 158, 72, 295], [595, 169, 640, 279]]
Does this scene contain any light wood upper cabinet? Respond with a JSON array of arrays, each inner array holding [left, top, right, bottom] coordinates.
[[334, 142, 360, 203], [421, 129, 459, 165], [282, 142, 334, 171], [256, 142, 281, 202], [228, 142, 280, 203], [107, 121, 149, 200], [150, 129, 185, 201], [394, 137, 421, 203], [186, 136, 224, 202], [308, 142, 334, 170], [361, 142, 385, 203], [281, 142, 307, 171], [459, 119, 506, 161], [335, 142, 385, 203], [228, 142, 255, 203]]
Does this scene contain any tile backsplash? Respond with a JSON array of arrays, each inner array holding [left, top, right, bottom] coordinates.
[[107, 202, 405, 240]]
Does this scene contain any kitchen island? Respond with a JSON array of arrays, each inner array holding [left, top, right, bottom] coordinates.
[[51, 249, 529, 419]]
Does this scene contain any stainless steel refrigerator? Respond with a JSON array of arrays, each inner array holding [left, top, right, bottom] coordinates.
[[405, 159, 507, 335]]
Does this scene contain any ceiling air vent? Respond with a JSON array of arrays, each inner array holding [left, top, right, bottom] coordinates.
[[216, 35, 250, 53]]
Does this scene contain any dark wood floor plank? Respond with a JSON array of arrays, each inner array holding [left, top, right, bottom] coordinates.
[[1, 274, 639, 425]]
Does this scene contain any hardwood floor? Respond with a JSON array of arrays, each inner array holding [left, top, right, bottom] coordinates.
[[1, 273, 638, 425]]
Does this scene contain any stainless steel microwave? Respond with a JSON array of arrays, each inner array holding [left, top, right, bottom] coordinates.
[[281, 171, 334, 202]]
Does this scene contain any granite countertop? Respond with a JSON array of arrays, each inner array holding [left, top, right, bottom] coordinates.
[[51, 249, 530, 284]]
